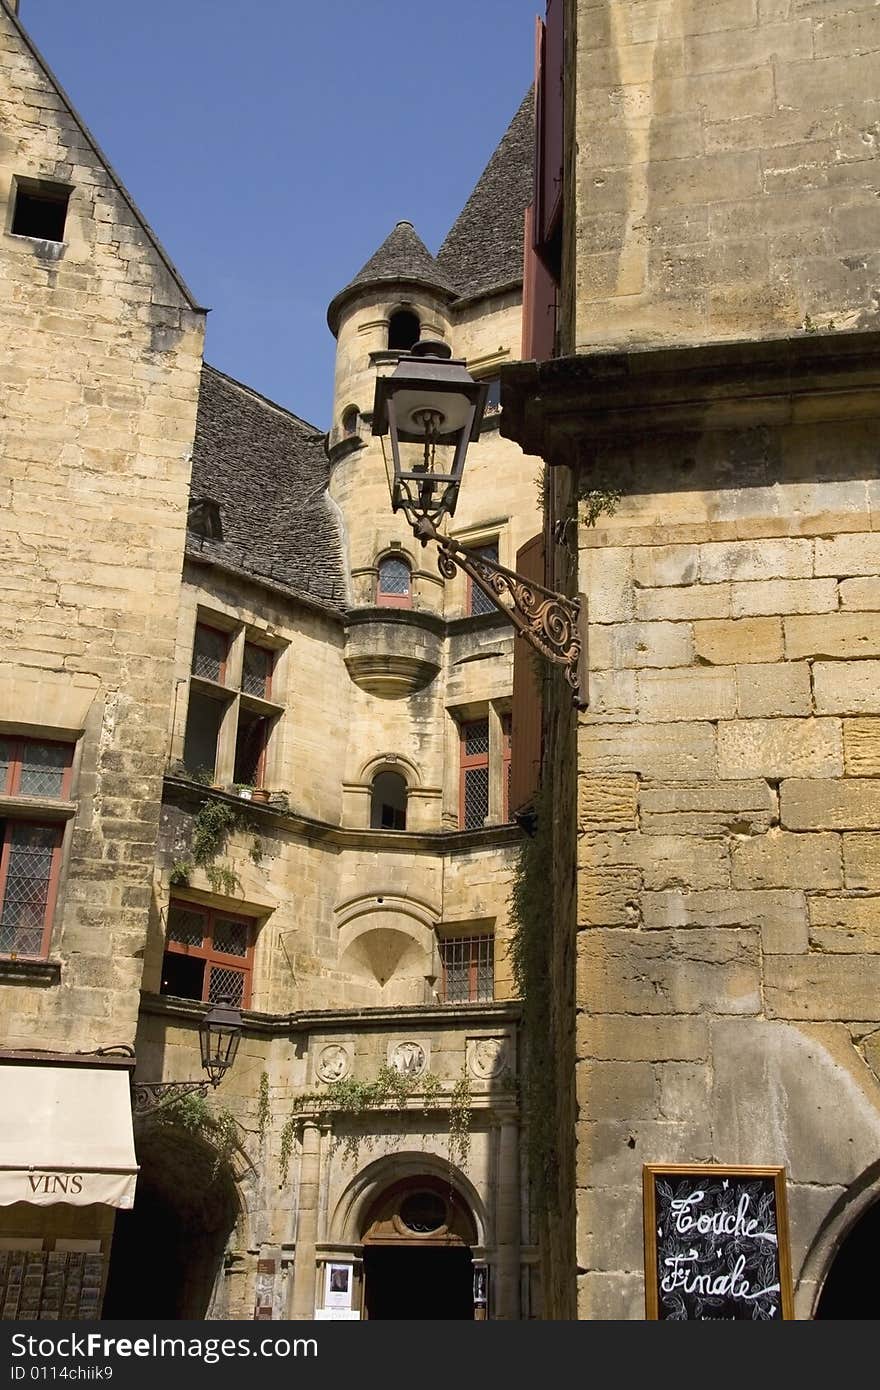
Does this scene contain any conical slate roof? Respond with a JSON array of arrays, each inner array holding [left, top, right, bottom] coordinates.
[[436, 89, 534, 302], [327, 220, 458, 334]]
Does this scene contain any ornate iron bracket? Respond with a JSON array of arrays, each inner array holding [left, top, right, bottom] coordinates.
[[131, 1078, 217, 1116], [414, 519, 588, 709]]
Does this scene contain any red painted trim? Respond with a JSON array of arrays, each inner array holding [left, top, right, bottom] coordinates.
[[502, 714, 512, 823], [193, 622, 229, 685], [1, 736, 74, 798], [376, 556, 412, 609], [165, 900, 255, 1008], [0, 819, 64, 960], [459, 719, 490, 829]]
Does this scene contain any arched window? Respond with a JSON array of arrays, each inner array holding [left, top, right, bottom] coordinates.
[[370, 770, 407, 831], [376, 554, 412, 608], [342, 405, 359, 437], [388, 309, 420, 352]]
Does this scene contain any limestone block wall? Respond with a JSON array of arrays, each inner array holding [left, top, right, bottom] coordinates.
[[173, 571, 347, 825], [0, 6, 204, 1051], [135, 1005, 522, 1320], [573, 403, 880, 1317], [565, 0, 880, 353]]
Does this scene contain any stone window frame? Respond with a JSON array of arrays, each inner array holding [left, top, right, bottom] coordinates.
[[375, 550, 413, 609], [454, 702, 511, 831], [182, 608, 285, 791], [436, 928, 495, 1004], [160, 898, 256, 1010], [7, 175, 73, 246], [387, 306, 421, 352], [0, 733, 78, 963]]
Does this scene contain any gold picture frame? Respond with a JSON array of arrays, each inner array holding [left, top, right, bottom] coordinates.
[[643, 1164, 794, 1321]]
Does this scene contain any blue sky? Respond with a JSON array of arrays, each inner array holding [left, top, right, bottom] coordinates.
[[23, 0, 539, 428]]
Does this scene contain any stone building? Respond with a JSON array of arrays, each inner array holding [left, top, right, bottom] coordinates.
[[5, 0, 880, 1325], [502, 0, 880, 1322], [0, 0, 547, 1321]]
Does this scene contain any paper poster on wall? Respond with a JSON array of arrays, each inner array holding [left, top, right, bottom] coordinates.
[[324, 1262, 353, 1310], [643, 1164, 794, 1321]]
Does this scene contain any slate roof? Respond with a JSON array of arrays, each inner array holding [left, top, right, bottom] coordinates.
[[186, 365, 347, 610], [327, 220, 458, 333], [436, 89, 534, 302]]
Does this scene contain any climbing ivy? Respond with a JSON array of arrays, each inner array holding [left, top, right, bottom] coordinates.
[[170, 795, 262, 896], [149, 1092, 242, 1178], [277, 1065, 472, 1177], [509, 780, 557, 1208]]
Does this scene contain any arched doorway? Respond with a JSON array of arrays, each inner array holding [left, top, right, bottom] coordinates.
[[816, 1196, 880, 1318], [361, 1177, 477, 1320], [102, 1120, 241, 1319]]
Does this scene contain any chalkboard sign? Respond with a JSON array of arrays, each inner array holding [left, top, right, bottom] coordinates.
[[643, 1165, 794, 1321]]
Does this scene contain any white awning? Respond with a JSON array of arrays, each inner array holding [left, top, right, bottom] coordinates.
[[0, 1064, 138, 1209]]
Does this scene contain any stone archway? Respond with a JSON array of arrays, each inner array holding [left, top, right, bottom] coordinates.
[[328, 1153, 488, 1321], [814, 1193, 880, 1318], [361, 1176, 478, 1321], [102, 1119, 244, 1319]]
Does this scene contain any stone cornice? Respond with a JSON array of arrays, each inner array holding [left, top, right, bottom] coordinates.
[[162, 776, 521, 855], [500, 330, 880, 462], [139, 991, 521, 1037]]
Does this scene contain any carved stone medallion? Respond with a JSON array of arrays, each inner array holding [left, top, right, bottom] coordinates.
[[467, 1035, 509, 1080], [316, 1043, 351, 1083], [388, 1040, 427, 1078]]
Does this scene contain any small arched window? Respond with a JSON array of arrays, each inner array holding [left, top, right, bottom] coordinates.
[[342, 405, 359, 437], [370, 770, 407, 831], [388, 309, 420, 352], [377, 554, 412, 608]]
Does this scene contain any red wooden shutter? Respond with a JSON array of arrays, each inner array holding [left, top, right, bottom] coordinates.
[[522, 203, 558, 362], [509, 533, 545, 817]]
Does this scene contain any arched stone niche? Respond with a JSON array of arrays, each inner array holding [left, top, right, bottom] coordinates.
[[334, 895, 440, 1006]]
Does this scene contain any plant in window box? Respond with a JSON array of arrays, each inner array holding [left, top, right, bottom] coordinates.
[[250, 787, 271, 805]]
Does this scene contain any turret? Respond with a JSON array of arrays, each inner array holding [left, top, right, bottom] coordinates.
[[326, 220, 460, 613]]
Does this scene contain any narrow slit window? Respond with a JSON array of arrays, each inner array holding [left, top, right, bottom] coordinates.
[[460, 719, 490, 829]]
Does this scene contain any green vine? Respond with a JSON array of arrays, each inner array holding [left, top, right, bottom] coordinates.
[[149, 1092, 242, 1178], [277, 1065, 469, 1177], [257, 1071, 270, 1138], [579, 485, 622, 529], [171, 795, 263, 895], [509, 780, 557, 1208], [448, 1071, 472, 1171]]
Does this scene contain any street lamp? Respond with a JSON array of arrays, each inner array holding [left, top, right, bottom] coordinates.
[[372, 341, 588, 708], [130, 997, 243, 1115]]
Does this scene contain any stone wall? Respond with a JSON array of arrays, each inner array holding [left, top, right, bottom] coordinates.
[[571, 345, 880, 1317], [0, 4, 204, 1051], [566, 0, 880, 353]]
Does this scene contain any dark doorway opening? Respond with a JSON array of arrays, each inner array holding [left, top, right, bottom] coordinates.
[[816, 1198, 880, 1318], [102, 1125, 238, 1319], [363, 1245, 474, 1320]]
